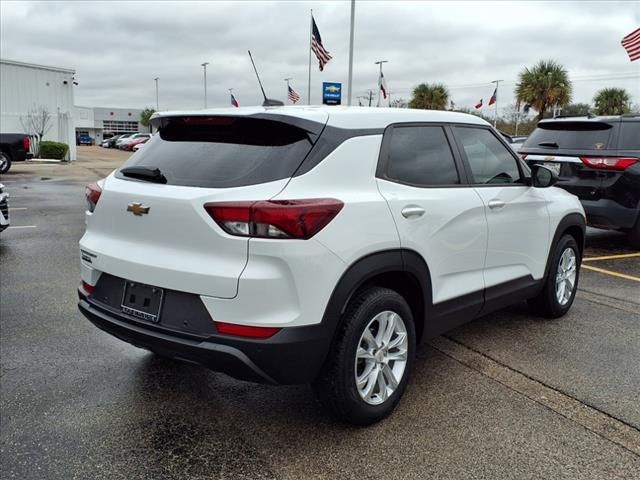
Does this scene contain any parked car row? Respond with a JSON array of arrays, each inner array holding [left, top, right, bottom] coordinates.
[[101, 133, 152, 151]]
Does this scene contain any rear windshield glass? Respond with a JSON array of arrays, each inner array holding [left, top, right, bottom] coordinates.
[[524, 121, 612, 150], [117, 116, 316, 188], [618, 122, 640, 150]]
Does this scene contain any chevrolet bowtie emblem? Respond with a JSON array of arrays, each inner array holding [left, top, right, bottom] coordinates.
[[127, 203, 150, 216]]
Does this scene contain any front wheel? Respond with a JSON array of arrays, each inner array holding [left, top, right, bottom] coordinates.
[[313, 287, 416, 425], [528, 234, 581, 318], [0, 152, 11, 174]]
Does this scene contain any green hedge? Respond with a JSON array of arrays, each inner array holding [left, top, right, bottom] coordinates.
[[39, 141, 69, 160]]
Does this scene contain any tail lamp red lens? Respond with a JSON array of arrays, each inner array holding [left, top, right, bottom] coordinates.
[[22, 136, 30, 151], [85, 183, 102, 212], [81, 281, 95, 294], [205, 199, 344, 240], [214, 321, 281, 339], [580, 157, 638, 171]]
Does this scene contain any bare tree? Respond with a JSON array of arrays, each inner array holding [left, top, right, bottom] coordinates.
[[21, 106, 52, 156]]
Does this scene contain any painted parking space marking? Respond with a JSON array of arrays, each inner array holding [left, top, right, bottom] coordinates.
[[9, 207, 28, 211], [6, 225, 37, 230], [582, 264, 640, 283], [584, 253, 640, 262]]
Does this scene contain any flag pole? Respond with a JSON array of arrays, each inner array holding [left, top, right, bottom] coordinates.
[[307, 9, 313, 105], [491, 79, 502, 128], [284, 77, 292, 103], [347, 0, 355, 106]]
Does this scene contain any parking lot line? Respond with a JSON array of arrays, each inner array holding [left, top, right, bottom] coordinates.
[[9, 207, 28, 210], [6, 225, 37, 230], [584, 253, 640, 262], [582, 264, 640, 282]]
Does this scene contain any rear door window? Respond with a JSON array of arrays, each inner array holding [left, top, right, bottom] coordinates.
[[384, 125, 460, 186], [524, 121, 613, 150], [117, 116, 318, 188], [454, 127, 522, 184], [617, 122, 640, 150]]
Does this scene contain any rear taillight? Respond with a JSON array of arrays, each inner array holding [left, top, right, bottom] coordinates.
[[214, 321, 281, 339], [22, 136, 30, 151], [580, 157, 638, 171], [205, 199, 344, 240], [85, 183, 102, 212], [81, 281, 95, 294]]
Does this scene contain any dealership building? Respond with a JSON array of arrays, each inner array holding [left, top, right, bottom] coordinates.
[[0, 58, 77, 160], [74, 106, 150, 145]]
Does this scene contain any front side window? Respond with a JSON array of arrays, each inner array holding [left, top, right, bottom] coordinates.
[[455, 127, 522, 184], [385, 125, 459, 186]]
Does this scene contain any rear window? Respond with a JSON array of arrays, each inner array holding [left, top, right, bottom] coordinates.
[[618, 122, 640, 150], [524, 121, 613, 150], [117, 116, 316, 188]]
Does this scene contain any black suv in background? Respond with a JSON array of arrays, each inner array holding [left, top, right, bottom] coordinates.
[[519, 115, 640, 248]]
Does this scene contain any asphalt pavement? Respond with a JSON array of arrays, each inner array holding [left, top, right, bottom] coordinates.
[[1, 153, 639, 479]]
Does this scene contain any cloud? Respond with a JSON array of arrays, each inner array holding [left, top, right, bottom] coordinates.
[[1, 1, 638, 112]]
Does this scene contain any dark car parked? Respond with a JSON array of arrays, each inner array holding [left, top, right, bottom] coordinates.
[[519, 115, 640, 248], [0, 133, 32, 174], [76, 133, 94, 146]]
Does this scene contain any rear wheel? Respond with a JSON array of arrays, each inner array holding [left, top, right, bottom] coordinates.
[[627, 215, 640, 250], [0, 151, 11, 174], [313, 287, 416, 425], [528, 234, 580, 318]]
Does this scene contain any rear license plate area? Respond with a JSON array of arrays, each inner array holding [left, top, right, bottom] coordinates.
[[121, 282, 164, 323], [544, 162, 561, 175]]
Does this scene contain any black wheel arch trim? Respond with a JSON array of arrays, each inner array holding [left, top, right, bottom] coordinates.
[[544, 213, 586, 278], [320, 249, 432, 344]]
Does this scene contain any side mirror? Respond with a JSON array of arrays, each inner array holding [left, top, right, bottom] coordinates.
[[531, 164, 558, 188]]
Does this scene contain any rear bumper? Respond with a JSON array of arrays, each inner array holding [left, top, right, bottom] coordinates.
[[581, 199, 638, 230], [78, 292, 332, 385]]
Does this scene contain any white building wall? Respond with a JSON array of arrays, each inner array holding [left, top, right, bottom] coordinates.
[[0, 59, 77, 160]]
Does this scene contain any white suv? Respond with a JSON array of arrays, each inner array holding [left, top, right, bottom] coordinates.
[[78, 107, 585, 425]]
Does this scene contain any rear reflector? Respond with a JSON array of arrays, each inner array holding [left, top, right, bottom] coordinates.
[[85, 182, 102, 212], [205, 199, 344, 240], [214, 321, 281, 339], [580, 156, 638, 171], [81, 281, 95, 294]]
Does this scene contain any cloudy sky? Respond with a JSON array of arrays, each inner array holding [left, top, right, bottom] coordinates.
[[1, 0, 638, 114]]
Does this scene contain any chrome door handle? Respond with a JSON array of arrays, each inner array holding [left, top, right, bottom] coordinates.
[[401, 206, 425, 218], [488, 199, 506, 210]]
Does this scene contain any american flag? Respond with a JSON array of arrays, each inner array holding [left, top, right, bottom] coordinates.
[[311, 16, 332, 71], [621, 27, 640, 62], [288, 85, 300, 103]]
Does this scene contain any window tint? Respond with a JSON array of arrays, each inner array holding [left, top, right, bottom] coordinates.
[[524, 121, 613, 150], [386, 126, 459, 186], [455, 127, 521, 184], [118, 116, 315, 188], [618, 122, 640, 150]]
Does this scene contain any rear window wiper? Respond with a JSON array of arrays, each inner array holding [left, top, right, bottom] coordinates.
[[538, 141, 559, 148], [120, 166, 167, 184]]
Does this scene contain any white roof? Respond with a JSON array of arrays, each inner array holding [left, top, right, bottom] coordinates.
[[151, 106, 489, 130], [0, 58, 75, 74]]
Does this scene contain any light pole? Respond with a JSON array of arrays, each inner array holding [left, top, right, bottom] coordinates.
[[201, 62, 209, 109], [153, 77, 159, 110], [374, 60, 388, 107], [347, 0, 355, 106]]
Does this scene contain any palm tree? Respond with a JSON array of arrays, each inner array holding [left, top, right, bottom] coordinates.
[[593, 88, 631, 115], [139, 107, 156, 128], [515, 60, 572, 121], [409, 83, 450, 110]]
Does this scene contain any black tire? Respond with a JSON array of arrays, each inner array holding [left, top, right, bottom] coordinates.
[[528, 234, 581, 318], [627, 215, 640, 250], [313, 286, 416, 426], [0, 151, 11, 174]]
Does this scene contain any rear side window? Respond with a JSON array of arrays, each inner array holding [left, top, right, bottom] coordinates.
[[117, 116, 316, 188], [455, 127, 522, 184], [385, 126, 459, 186], [618, 122, 640, 150], [524, 121, 613, 150]]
